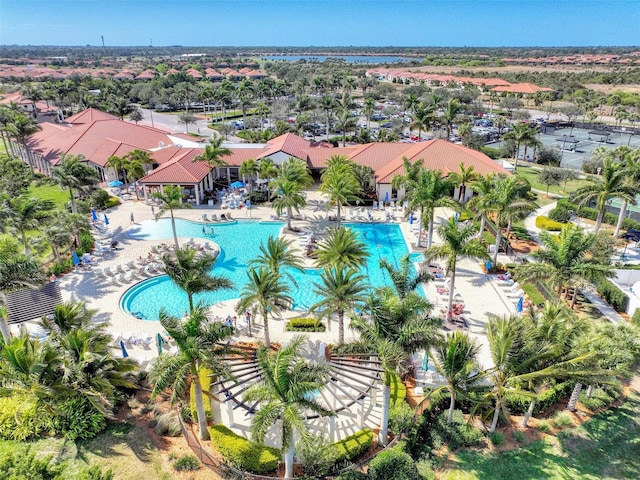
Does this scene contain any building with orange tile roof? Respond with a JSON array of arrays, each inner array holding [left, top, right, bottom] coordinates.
[[491, 83, 553, 94]]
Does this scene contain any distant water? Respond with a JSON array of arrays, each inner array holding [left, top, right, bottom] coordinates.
[[262, 55, 414, 63]]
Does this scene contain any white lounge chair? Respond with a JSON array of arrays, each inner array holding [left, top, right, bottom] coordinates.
[[124, 271, 135, 282], [505, 289, 525, 298], [210, 214, 219, 221], [496, 279, 517, 287]]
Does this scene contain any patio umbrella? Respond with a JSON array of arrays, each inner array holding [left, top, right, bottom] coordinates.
[[230, 181, 244, 188], [119, 340, 129, 358], [384, 191, 389, 204], [515, 296, 524, 313], [72, 250, 80, 266], [156, 333, 163, 355], [409, 212, 414, 224], [108, 180, 123, 187], [90, 208, 98, 222], [485, 260, 492, 272], [103, 213, 109, 225]]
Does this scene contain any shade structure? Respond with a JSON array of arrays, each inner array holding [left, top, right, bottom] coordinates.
[[515, 296, 524, 313], [90, 208, 98, 222], [156, 333, 163, 355], [384, 191, 389, 204], [108, 180, 123, 187], [230, 181, 244, 188], [72, 250, 80, 266], [104, 213, 109, 225], [119, 340, 129, 358]]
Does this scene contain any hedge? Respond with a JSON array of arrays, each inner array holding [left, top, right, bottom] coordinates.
[[504, 381, 574, 415], [632, 308, 640, 327], [333, 428, 374, 463], [555, 198, 640, 231], [209, 425, 279, 474], [535, 216, 565, 231], [368, 445, 420, 480], [0, 394, 54, 441], [389, 372, 407, 408], [190, 367, 212, 422], [596, 279, 629, 312], [285, 318, 326, 332]]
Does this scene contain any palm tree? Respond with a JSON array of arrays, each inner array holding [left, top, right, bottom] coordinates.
[[319, 155, 362, 228], [5, 110, 41, 175], [249, 236, 304, 287], [425, 219, 489, 315], [319, 95, 335, 140], [41, 221, 71, 262], [310, 267, 368, 344], [349, 287, 438, 445], [613, 147, 640, 236], [193, 135, 232, 180], [442, 98, 461, 141], [161, 247, 233, 314], [149, 306, 236, 440], [466, 173, 494, 238], [52, 154, 99, 213], [363, 97, 375, 131], [4, 196, 54, 254], [379, 254, 432, 299], [239, 158, 259, 193], [484, 175, 538, 265], [410, 102, 435, 141], [514, 223, 614, 308], [245, 336, 331, 479], [237, 267, 293, 347], [152, 185, 192, 248], [314, 226, 369, 270], [105, 155, 126, 185], [503, 122, 538, 172], [427, 331, 482, 424], [449, 162, 480, 204], [259, 158, 279, 181], [335, 109, 357, 147], [270, 158, 313, 231], [573, 154, 636, 233]]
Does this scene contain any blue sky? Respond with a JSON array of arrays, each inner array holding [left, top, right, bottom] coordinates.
[[1, 0, 638, 47]]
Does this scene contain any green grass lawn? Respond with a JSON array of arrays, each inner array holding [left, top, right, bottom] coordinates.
[[516, 165, 592, 197], [441, 379, 640, 480], [27, 182, 69, 209], [0, 423, 174, 480]]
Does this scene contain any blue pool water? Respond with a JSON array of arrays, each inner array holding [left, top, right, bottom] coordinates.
[[121, 219, 417, 320]]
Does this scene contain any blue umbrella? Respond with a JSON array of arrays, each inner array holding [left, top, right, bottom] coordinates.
[[409, 212, 414, 224], [384, 191, 389, 204], [108, 180, 123, 187], [90, 208, 98, 222], [103, 213, 109, 225], [245, 199, 251, 208], [119, 340, 129, 358], [230, 181, 244, 188], [485, 260, 492, 272], [72, 250, 80, 266], [516, 296, 524, 313]]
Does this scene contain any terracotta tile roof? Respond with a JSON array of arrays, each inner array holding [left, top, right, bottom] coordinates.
[[186, 68, 203, 79], [258, 133, 312, 161], [491, 83, 554, 94], [140, 149, 211, 184], [65, 108, 117, 124], [135, 70, 157, 80]]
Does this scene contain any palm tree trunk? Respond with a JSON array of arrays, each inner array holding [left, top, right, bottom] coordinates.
[[338, 309, 344, 344], [284, 428, 295, 479], [286, 206, 292, 231], [263, 310, 271, 347], [416, 207, 425, 248], [566, 383, 582, 412], [68, 187, 77, 214], [336, 203, 342, 228], [170, 210, 180, 248], [586, 384, 594, 398], [493, 226, 503, 265], [427, 211, 435, 248], [479, 215, 486, 239], [447, 387, 456, 424], [490, 401, 501, 433], [193, 366, 211, 440], [447, 268, 457, 316], [595, 208, 604, 233], [0, 318, 11, 343], [570, 288, 579, 309], [378, 380, 391, 446], [614, 199, 628, 237], [522, 399, 536, 427]]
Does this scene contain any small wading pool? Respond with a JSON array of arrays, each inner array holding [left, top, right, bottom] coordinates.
[[121, 219, 421, 320]]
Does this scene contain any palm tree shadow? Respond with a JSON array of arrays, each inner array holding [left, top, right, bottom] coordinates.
[[75, 423, 158, 464], [306, 199, 328, 212], [212, 248, 243, 273]]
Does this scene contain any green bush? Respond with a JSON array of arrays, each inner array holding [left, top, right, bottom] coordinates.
[[389, 403, 415, 435], [558, 198, 640, 231], [521, 283, 546, 306], [548, 205, 571, 223], [488, 432, 504, 445], [505, 381, 573, 414], [79, 230, 93, 253], [51, 395, 106, 440], [209, 425, 279, 474], [249, 190, 269, 204], [536, 420, 551, 433], [76, 465, 115, 480], [535, 215, 565, 231], [190, 367, 212, 422], [297, 434, 339, 478], [551, 411, 573, 429], [578, 385, 621, 411], [0, 394, 54, 441], [49, 257, 74, 276], [481, 146, 501, 159], [513, 430, 526, 443], [0, 448, 64, 479], [632, 308, 640, 327], [333, 428, 374, 462], [285, 317, 326, 332], [89, 189, 110, 209], [368, 445, 420, 480], [596, 279, 629, 312], [104, 196, 120, 209], [433, 410, 484, 450], [389, 372, 407, 407], [173, 454, 200, 471], [334, 471, 370, 480]]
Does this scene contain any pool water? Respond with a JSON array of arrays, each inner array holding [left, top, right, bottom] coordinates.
[[121, 219, 418, 320]]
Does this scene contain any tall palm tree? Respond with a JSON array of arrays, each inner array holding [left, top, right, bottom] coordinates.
[[245, 335, 331, 479], [379, 253, 432, 299], [335, 109, 357, 147], [4, 196, 54, 254], [410, 102, 435, 141], [41, 221, 71, 262], [161, 247, 233, 314], [193, 135, 232, 181], [514, 223, 614, 308], [319, 155, 362, 228], [427, 331, 482, 424], [484, 175, 538, 265], [425, 219, 489, 314], [363, 97, 375, 131], [239, 158, 259, 193], [149, 306, 236, 440], [613, 147, 640, 237], [319, 95, 335, 140], [442, 98, 461, 141], [503, 122, 538, 172], [5, 110, 41, 175], [259, 158, 279, 181], [270, 178, 307, 231], [449, 162, 480, 204], [152, 185, 192, 248], [466, 173, 494, 238], [314, 226, 369, 270], [52, 154, 99, 214], [105, 155, 126, 185], [310, 267, 368, 344], [237, 267, 293, 347], [349, 286, 438, 445], [249, 236, 304, 287]]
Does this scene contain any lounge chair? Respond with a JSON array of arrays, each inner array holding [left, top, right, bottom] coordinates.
[[496, 279, 516, 287], [202, 213, 210, 222], [210, 214, 219, 221], [505, 289, 525, 298], [124, 271, 135, 282]]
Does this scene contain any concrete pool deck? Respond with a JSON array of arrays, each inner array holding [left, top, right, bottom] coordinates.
[[12, 188, 516, 371]]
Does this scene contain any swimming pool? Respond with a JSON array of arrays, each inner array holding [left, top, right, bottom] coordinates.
[[121, 219, 418, 320]]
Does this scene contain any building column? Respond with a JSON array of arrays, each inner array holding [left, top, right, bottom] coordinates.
[[226, 399, 234, 427], [194, 183, 201, 205], [329, 415, 336, 443]]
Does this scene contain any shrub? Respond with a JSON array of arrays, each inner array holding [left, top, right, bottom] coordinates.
[[77, 465, 115, 480], [51, 395, 106, 440], [551, 411, 573, 429], [154, 411, 181, 437], [521, 283, 546, 306], [632, 308, 640, 327], [0, 448, 64, 479], [513, 430, 526, 443], [249, 190, 269, 204], [79, 230, 94, 253], [209, 425, 279, 473], [49, 258, 74, 276], [333, 428, 374, 462], [389, 372, 407, 407], [297, 434, 339, 478], [481, 146, 501, 159], [416, 459, 437, 480], [488, 432, 504, 445], [89, 189, 110, 209], [535, 146, 562, 166], [0, 394, 54, 441], [548, 205, 571, 223], [389, 403, 415, 435], [535, 215, 565, 231], [536, 420, 551, 433], [558, 198, 640, 231], [596, 279, 629, 312], [433, 410, 484, 450], [285, 317, 326, 332], [505, 381, 573, 414], [368, 445, 420, 480], [578, 385, 621, 411], [190, 367, 212, 422], [173, 454, 200, 471], [334, 472, 369, 480], [104, 196, 120, 209]]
